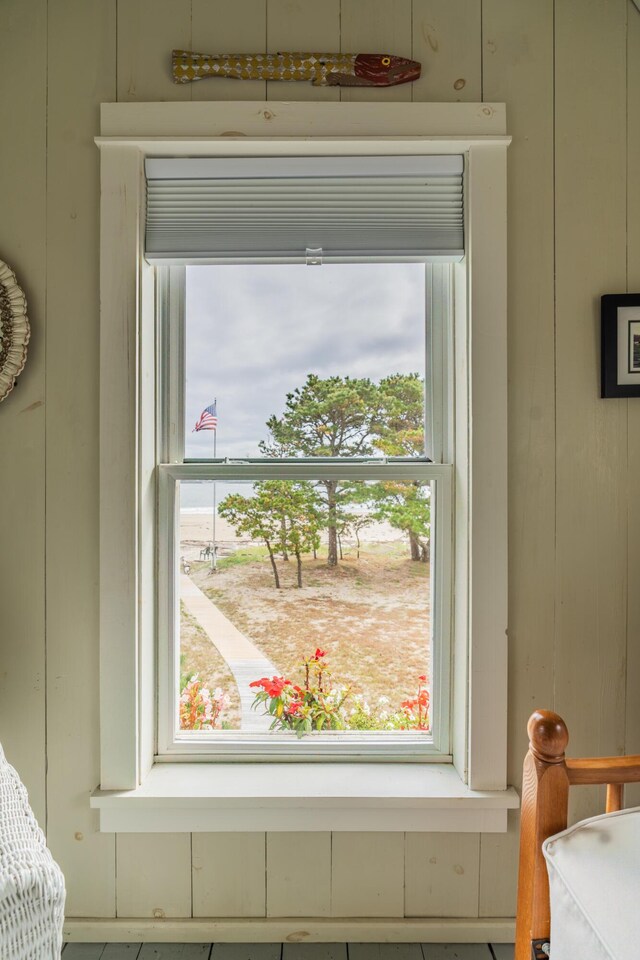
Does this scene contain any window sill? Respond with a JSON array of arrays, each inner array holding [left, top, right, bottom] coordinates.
[[91, 762, 519, 832]]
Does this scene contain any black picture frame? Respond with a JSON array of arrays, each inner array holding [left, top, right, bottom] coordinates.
[[601, 293, 640, 398]]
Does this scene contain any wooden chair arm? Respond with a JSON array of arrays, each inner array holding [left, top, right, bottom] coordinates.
[[566, 756, 640, 785]]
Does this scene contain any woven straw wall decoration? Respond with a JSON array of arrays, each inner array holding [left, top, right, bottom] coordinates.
[[0, 259, 30, 402]]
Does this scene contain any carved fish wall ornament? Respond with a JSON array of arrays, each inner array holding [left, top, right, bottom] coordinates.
[[172, 50, 421, 87]]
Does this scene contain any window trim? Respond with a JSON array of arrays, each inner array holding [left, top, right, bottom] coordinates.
[[97, 101, 510, 801]]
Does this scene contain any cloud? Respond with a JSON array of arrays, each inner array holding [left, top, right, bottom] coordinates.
[[185, 263, 426, 460]]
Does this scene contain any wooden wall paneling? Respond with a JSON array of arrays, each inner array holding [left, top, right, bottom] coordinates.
[[340, 0, 413, 103], [411, 1, 482, 103], [192, 833, 266, 917], [266, 832, 331, 917], [554, 0, 628, 823], [116, 834, 192, 918], [478, 812, 519, 918], [266, 0, 340, 101], [404, 833, 480, 918], [191, 0, 267, 101], [0, 0, 47, 826], [626, 0, 640, 804], [628, 2, 640, 299], [330, 833, 404, 918], [478, 0, 554, 916], [116, 0, 192, 102], [45, 0, 117, 916], [480, 0, 555, 782]]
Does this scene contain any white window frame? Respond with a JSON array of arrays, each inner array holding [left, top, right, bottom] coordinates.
[[95, 101, 512, 830], [156, 261, 452, 762]]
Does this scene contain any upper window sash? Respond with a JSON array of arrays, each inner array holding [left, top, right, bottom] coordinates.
[[157, 263, 449, 467]]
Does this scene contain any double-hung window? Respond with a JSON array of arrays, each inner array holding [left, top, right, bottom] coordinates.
[[152, 156, 460, 761], [95, 103, 512, 829]]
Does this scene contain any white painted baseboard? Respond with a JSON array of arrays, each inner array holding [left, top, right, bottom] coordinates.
[[64, 917, 516, 944]]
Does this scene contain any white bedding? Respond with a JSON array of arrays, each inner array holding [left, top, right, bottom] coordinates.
[[543, 805, 640, 960]]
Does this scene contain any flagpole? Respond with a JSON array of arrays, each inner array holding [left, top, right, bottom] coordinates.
[[211, 397, 217, 572]]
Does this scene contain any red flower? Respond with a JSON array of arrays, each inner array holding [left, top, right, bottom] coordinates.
[[314, 648, 326, 660], [418, 674, 427, 682], [288, 700, 302, 715], [250, 676, 291, 699], [266, 677, 288, 698]]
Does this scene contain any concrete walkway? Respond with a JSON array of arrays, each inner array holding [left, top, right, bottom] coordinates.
[[180, 574, 278, 732]]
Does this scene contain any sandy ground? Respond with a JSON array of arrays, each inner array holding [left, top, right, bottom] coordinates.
[[180, 512, 410, 560], [179, 603, 242, 727], [182, 542, 430, 713]]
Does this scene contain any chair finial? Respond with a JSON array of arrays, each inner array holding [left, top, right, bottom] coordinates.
[[527, 710, 569, 763]]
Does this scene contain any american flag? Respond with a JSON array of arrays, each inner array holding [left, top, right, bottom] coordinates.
[[193, 401, 218, 432]]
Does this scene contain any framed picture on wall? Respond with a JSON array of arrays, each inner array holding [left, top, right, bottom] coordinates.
[[601, 294, 640, 398]]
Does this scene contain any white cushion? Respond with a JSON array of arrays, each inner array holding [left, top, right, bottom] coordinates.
[[543, 806, 640, 960]]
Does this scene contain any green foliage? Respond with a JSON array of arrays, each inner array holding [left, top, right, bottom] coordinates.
[[179, 652, 191, 694], [219, 480, 323, 587], [260, 374, 390, 566], [221, 373, 430, 573], [218, 488, 281, 544], [260, 373, 382, 458], [368, 480, 431, 562], [250, 653, 431, 736], [216, 546, 268, 570], [347, 698, 408, 731], [370, 480, 430, 536], [374, 373, 425, 457], [250, 649, 350, 737]]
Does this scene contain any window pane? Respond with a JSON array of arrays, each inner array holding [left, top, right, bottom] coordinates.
[[185, 264, 427, 460], [178, 478, 431, 736]]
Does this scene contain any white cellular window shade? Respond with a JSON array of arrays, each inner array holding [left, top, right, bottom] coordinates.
[[144, 155, 464, 264]]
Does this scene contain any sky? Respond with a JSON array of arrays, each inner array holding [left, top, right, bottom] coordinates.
[[185, 262, 427, 462]]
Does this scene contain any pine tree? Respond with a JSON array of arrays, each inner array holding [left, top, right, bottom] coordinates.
[[260, 374, 381, 566]]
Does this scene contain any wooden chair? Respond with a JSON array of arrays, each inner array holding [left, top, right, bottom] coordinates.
[[515, 709, 640, 960]]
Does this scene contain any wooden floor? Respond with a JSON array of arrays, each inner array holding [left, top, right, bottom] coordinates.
[[62, 945, 514, 959]]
